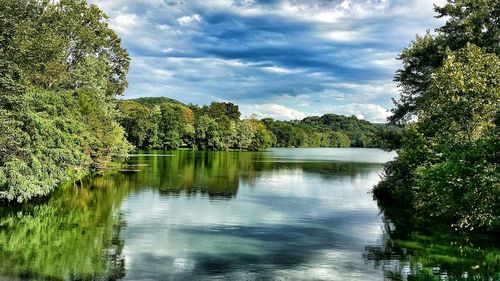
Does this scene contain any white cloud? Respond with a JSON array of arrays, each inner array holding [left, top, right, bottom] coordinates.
[[368, 58, 400, 70], [261, 66, 297, 74], [321, 82, 398, 102], [157, 24, 170, 31], [279, 94, 311, 107], [162, 57, 250, 80], [177, 14, 202, 25], [323, 30, 363, 43], [110, 13, 141, 35], [333, 49, 401, 72], [240, 103, 307, 120], [151, 69, 173, 80], [322, 103, 390, 123], [265, 0, 389, 24], [232, 0, 444, 46], [161, 48, 174, 53]]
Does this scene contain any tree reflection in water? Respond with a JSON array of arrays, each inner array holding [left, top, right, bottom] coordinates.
[[363, 219, 500, 281], [0, 174, 131, 280]]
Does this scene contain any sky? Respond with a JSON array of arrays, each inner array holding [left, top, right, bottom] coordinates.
[[91, 0, 446, 122]]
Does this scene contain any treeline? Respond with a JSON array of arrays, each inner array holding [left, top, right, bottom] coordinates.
[[0, 0, 131, 202], [117, 98, 274, 151], [262, 115, 401, 148], [117, 97, 401, 151], [374, 0, 499, 232]]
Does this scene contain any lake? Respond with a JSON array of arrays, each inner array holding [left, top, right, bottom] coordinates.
[[0, 148, 498, 280]]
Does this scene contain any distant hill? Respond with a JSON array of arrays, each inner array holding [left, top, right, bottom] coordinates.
[[262, 113, 401, 148], [132, 97, 185, 107], [300, 114, 402, 148]]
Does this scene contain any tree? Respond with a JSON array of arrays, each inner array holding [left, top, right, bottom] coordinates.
[[375, 44, 500, 231], [249, 119, 274, 151], [412, 45, 499, 230], [181, 107, 196, 147], [235, 120, 254, 150], [377, 0, 500, 232], [195, 116, 225, 150], [322, 132, 350, 148], [158, 103, 185, 149], [203, 102, 241, 121], [390, 0, 500, 124], [0, 0, 131, 202], [0, 0, 129, 95], [117, 100, 151, 148], [436, 0, 500, 55], [145, 105, 162, 149]]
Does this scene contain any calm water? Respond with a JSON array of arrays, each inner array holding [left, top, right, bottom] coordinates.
[[0, 148, 498, 281]]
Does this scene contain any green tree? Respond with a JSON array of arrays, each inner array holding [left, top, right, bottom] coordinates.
[[0, 0, 131, 202], [376, 0, 500, 232], [158, 103, 185, 149], [390, 0, 499, 123], [234, 120, 254, 150], [117, 100, 152, 148], [181, 107, 196, 147], [146, 105, 162, 149], [203, 102, 241, 121], [195, 116, 225, 150], [375, 45, 500, 231], [308, 132, 322, 147], [322, 132, 351, 148], [249, 119, 274, 151]]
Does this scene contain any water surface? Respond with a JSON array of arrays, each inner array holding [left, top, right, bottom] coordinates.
[[1, 148, 498, 280]]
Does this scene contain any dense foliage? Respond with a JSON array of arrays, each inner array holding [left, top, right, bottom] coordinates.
[[390, 0, 499, 124], [118, 98, 400, 151], [117, 99, 275, 151], [263, 115, 401, 148], [375, 0, 500, 232], [0, 0, 131, 202]]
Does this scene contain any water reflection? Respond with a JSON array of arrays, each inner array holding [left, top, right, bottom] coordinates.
[[0, 149, 497, 280], [115, 149, 393, 280], [0, 174, 129, 280], [364, 228, 500, 281], [124, 149, 386, 199]]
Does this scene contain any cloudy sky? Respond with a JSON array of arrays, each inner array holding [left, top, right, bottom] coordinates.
[[91, 0, 446, 122]]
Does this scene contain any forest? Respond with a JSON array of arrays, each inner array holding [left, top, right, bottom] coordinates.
[[117, 98, 274, 151], [0, 0, 131, 202], [116, 97, 402, 151]]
